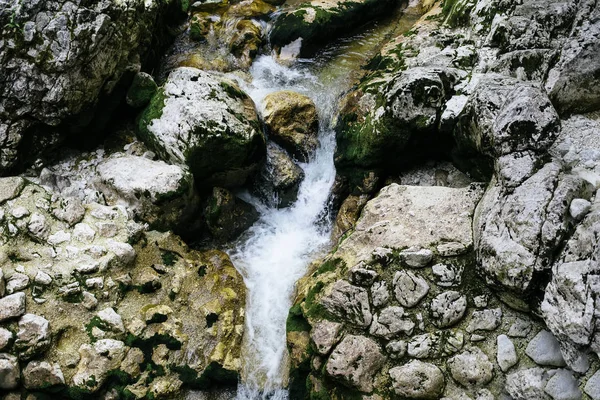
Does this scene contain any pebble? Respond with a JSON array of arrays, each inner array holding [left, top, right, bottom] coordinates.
[[497, 334, 518, 372], [525, 330, 566, 367]]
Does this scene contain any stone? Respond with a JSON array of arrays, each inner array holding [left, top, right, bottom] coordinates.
[[432, 263, 463, 287], [508, 318, 533, 338], [311, 320, 343, 355], [506, 368, 551, 400], [0, 328, 12, 351], [138, 67, 265, 187], [371, 281, 389, 307], [204, 187, 259, 242], [6, 273, 29, 294], [143, 305, 173, 324], [73, 223, 96, 243], [400, 248, 433, 268], [467, 308, 503, 333], [97, 308, 126, 333], [385, 340, 407, 359], [262, 91, 319, 162], [126, 72, 158, 108], [253, 142, 305, 208], [15, 314, 51, 359], [0, 292, 26, 322], [135, 268, 162, 293], [23, 361, 65, 389], [0, 178, 25, 204], [34, 271, 52, 286], [526, 330, 566, 367], [430, 291, 467, 328], [369, 306, 415, 339], [544, 369, 582, 400], [389, 360, 445, 399], [72, 339, 127, 392], [393, 270, 430, 308], [348, 264, 378, 287], [0, 353, 19, 389], [27, 213, 48, 240], [321, 280, 372, 327], [497, 334, 518, 372], [437, 242, 468, 256], [408, 334, 436, 359], [569, 198, 592, 220], [585, 370, 600, 400], [121, 348, 145, 378], [448, 348, 494, 387], [325, 335, 385, 392]]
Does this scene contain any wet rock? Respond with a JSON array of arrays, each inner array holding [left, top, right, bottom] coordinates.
[[23, 361, 65, 389], [430, 291, 467, 328], [525, 330, 566, 367], [0, 353, 19, 389], [506, 368, 551, 400], [544, 369, 582, 400], [389, 360, 445, 399], [311, 320, 343, 355], [253, 142, 305, 208], [96, 154, 200, 231], [321, 280, 372, 327], [204, 187, 259, 242], [325, 335, 385, 392], [332, 194, 369, 241], [497, 334, 518, 372], [262, 91, 319, 161], [0, 292, 26, 322], [14, 314, 51, 360], [138, 67, 265, 187], [393, 270, 429, 308], [448, 347, 494, 387], [369, 306, 415, 339]]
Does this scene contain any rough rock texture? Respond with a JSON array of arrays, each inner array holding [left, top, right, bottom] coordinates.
[[204, 187, 259, 242], [138, 67, 266, 187], [0, 0, 184, 175]]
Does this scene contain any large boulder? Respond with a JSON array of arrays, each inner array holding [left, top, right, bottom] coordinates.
[[138, 67, 266, 187], [204, 187, 259, 242], [0, 0, 184, 174]]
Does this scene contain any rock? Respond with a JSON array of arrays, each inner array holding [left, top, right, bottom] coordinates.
[[204, 187, 259, 241], [386, 340, 407, 359], [22, 361, 65, 389], [437, 242, 468, 257], [389, 360, 445, 399], [138, 67, 265, 187], [253, 142, 305, 208], [0, 328, 12, 351], [370, 281, 390, 307], [126, 72, 158, 108], [14, 314, 51, 360], [506, 368, 551, 400], [525, 330, 566, 367], [497, 335, 518, 372], [0, 353, 19, 389], [430, 291, 467, 328], [393, 270, 429, 308], [34, 271, 52, 286], [72, 339, 127, 392], [321, 280, 372, 327], [97, 308, 126, 334], [569, 198, 592, 221], [408, 334, 436, 359], [544, 369, 582, 400], [0, 177, 25, 204], [311, 320, 343, 355], [0, 0, 182, 173], [325, 335, 385, 392], [348, 263, 378, 287], [585, 369, 600, 400], [82, 291, 99, 311], [262, 91, 319, 161], [369, 306, 415, 339], [96, 154, 200, 231], [400, 248, 434, 268], [135, 267, 162, 293], [0, 292, 26, 322], [448, 347, 494, 387], [6, 273, 29, 294], [508, 318, 533, 338], [467, 308, 503, 333], [332, 194, 369, 241], [121, 348, 145, 378], [432, 263, 463, 287]]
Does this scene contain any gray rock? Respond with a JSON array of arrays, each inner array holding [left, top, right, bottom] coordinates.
[[506, 368, 551, 400], [97, 308, 125, 334], [0, 292, 26, 322], [526, 330, 566, 367], [393, 270, 430, 308], [371, 281, 390, 307], [432, 263, 463, 287], [544, 369, 582, 400], [311, 320, 343, 355], [585, 369, 600, 400], [400, 248, 433, 268], [389, 360, 445, 399], [385, 340, 407, 359], [369, 306, 415, 339], [437, 242, 468, 257], [348, 263, 378, 287], [34, 271, 52, 286], [467, 308, 503, 333], [23, 361, 65, 389], [0, 328, 12, 351], [0, 178, 25, 204], [497, 334, 518, 372], [321, 280, 372, 327], [408, 334, 436, 359], [325, 335, 385, 392], [15, 314, 51, 359], [430, 291, 467, 328], [569, 198, 592, 220], [508, 318, 533, 338], [138, 67, 265, 187], [448, 347, 494, 387], [6, 273, 29, 294], [0, 353, 19, 389], [72, 339, 127, 392]]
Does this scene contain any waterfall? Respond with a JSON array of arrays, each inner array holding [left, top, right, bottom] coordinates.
[[228, 55, 338, 400]]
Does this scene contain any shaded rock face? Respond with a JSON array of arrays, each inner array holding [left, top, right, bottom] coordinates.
[[138, 67, 266, 187], [0, 0, 184, 175], [0, 179, 246, 398], [204, 187, 259, 242]]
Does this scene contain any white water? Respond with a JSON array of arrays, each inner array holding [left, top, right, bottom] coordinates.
[[228, 55, 339, 400]]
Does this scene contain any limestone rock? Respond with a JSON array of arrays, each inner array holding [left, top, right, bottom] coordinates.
[[138, 67, 265, 187], [23, 361, 65, 389], [430, 291, 467, 328], [506, 368, 551, 400], [263, 91, 319, 162], [448, 347, 494, 387], [204, 187, 259, 242], [467, 308, 503, 333], [325, 335, 385, 392], [311, 320, 343, 355], [0, 328, 12, 351], [544, 369, 582, 400], [497, 334, 518, 372], [393, 270, 429, 308], [389, 360, 445, 399], [97, 308, 126, 334], [0, 292, 26, 322], [321, 280, 372, 327], [525, 330, 566, 367], [14, 314, 51, 360], [369, 306, 415, 339], [126, 72, 158, 109], [0, 353, 19, 390], [72, 339, 127, 392]]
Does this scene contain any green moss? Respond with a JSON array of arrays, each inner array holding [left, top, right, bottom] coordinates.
[[137, 88, 167, 152], [127, 73, 158, 109], [85, 316, 109, 342], [313, 258, 345, 277], [441, 0, 474, 27], [219, 82, 248, 100], [173, 362, 239, 389], [286, 304, 311, 333], [161, 250, 179, 266]]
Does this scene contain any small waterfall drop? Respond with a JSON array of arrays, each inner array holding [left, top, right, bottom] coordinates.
[[229, 55, 338, 400]]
